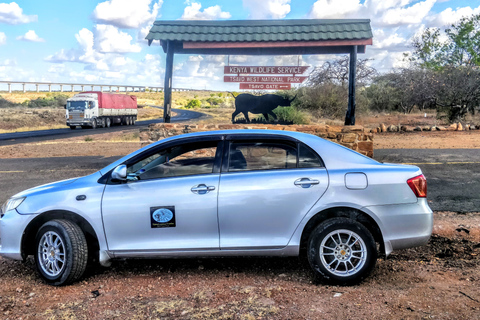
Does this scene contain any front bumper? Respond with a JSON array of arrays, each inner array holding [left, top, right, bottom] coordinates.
[[363, 198, 433, 256], [67, 119, 93, 126], [0, 209, 36, 260]]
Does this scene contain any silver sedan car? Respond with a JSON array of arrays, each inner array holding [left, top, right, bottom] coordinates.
[[0, 130, 432, 286]]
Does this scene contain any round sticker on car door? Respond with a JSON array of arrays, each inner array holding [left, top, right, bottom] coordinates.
[[150, 206, 176, 228]]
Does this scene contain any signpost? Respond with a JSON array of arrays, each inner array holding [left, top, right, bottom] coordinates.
[[239, 83, 291, 90], [224, 65, 308, 90]]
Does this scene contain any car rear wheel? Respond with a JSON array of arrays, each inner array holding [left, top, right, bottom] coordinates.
[[34, 219, 88, 286], [307, 217, 376, 285]]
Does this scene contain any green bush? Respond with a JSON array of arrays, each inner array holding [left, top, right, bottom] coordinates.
[[254, 106, 309, 125], [0, 96, 20, 108], [26, 94, 69, 108], [205, 97, 224, 106], [184, 99, 202, 109], [273, 106, 309, 124]]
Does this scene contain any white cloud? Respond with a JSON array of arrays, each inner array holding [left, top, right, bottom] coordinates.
[[373, 29, 407, 51], [426, 5, 480, 27], [0, 31, 6, 45], [92, 0, 162, 29], [16, 30, 45, 42], [94, 24, 142, 53], [0, 2, 37, 24], [181, 2, 231, 20], [309, 0, 436, 27], [309, 0, 361, 19], [243, 0, 291, 19], [380, 0, 436, 27], [0, 58, 15, 66]]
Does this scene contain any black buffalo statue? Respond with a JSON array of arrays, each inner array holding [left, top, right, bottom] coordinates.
[[230, 93, 296, 123]]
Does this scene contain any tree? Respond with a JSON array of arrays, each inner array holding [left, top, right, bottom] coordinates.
[[367, 68, 436, 114], [434, 66, 480, 122], [308, 56, 377, 87], [410, 14, 480, 69]]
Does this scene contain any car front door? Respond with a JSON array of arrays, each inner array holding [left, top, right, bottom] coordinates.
[[218, 136, 329, 249], [101, 137, 223, 252]]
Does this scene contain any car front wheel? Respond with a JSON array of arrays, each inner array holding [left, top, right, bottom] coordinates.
[[34, 219, 88, 286], [307, 217, 377, 285]]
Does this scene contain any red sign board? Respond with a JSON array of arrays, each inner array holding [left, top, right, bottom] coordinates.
[[239, 83, 291, 90], [224, 66, 309, 75], [224, 76, 307, 83]]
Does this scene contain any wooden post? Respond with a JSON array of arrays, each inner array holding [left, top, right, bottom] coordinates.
[[344, 45, 357, 126], [163, 41, 174, 123]]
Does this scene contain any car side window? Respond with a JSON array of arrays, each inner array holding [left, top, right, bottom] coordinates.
[[298, 142, 324, 168], [126, 141, 218, 181], [228, 140, 297, 172]]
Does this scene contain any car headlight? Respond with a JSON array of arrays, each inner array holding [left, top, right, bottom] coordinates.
[[1, 197, 26, 216]]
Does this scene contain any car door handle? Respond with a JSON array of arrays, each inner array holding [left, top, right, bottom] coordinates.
[[294, 178, 320, 188], [191, 184, 215, 194]]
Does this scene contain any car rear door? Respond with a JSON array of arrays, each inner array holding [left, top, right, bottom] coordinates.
[[217, 135, 329, 249], [101, 136, 223, 252]]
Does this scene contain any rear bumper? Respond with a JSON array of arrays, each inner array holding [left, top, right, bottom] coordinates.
[[363, 198, 433, 256]]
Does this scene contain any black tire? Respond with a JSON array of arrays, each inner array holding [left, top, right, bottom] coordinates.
[[106, 118, 111, 128], [81, 126, 89, 129], [126, 116, 131, 125], [132, 117, 136, 125], [69, 126, 76, 130], [307, 217, 377, 285], [34, 219, 88, 286], [91, 119, 97, 129]]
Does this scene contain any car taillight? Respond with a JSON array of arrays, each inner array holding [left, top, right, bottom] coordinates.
[[407, 174, 427, 198]]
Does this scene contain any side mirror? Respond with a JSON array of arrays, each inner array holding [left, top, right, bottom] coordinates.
[[111, 165, 127, 182], [64, 104, 67, 109]]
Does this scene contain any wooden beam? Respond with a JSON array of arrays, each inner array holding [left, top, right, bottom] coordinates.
[[345, 45, 357, 126], [183, 39, 372, 49], [163, 41, 174, 123], [173, 45, 365, 56]]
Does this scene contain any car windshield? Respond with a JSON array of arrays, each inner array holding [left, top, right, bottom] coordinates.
[[67, 101, 88, 111]]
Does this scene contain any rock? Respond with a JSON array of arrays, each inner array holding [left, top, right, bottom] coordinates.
[[438, 126, 447, 131], [470, 125, 476, 130], [28, 292, 35, 298], [405, 126, 414, 132], [423, 126, 431, 131], [16, 287, 22, 293], [457, 123, 463, 131], [414, 126, 422, 131], [387, 125, 398, 132], [380, 123, 387, 133], [448, 123, 458, 131], [334, 293, 343, 297]]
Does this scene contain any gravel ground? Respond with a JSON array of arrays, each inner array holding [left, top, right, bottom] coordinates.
[[0, 212, 479, 320]]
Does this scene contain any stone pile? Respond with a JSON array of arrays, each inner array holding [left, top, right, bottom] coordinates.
[[375, 122, 476, 133]]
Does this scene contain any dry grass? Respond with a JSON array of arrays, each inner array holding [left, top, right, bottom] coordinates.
[[0, 91, 223, 132]]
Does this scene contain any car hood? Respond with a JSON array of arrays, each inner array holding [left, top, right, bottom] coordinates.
[[13, 177, 79, 198]]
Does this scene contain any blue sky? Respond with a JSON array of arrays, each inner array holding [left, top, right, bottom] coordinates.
[[0, 0, 479, 91]]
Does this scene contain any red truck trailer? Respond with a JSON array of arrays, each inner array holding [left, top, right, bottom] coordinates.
[[66, 91, 138, 129]]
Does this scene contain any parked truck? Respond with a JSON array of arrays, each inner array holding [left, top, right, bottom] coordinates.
[[66, 91, 138, 129]]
